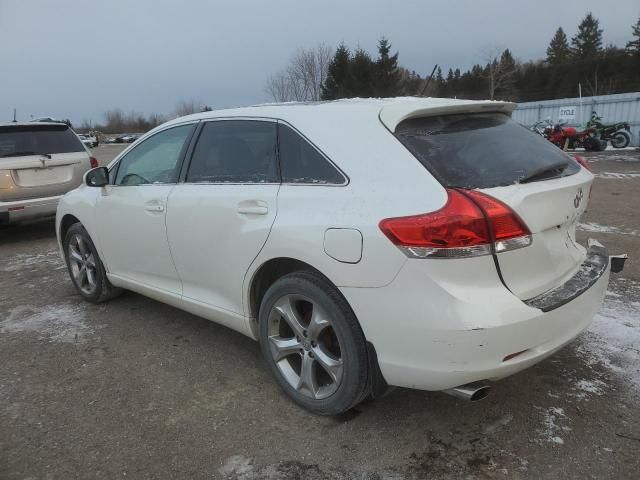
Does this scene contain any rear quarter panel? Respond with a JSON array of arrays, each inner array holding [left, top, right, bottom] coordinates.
[[245, 112, 448, 313]]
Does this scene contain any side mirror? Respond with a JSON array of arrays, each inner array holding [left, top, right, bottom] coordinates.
[[85, 166, 109, 187]]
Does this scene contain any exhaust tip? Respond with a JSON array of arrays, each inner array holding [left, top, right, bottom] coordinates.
[[469, 386, 491, 402], [443, 381, 491, 402]]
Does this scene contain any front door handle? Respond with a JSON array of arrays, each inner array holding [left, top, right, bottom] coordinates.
[[237, 200, 268, 215]]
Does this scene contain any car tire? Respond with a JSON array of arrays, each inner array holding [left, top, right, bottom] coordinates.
[[63, 223, 122, 304], [258, 271, 369, 415]]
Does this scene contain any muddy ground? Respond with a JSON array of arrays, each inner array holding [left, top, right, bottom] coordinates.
[[1, 146, 639, 479]]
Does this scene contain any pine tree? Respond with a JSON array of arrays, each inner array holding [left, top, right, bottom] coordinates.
[[350, 48, 375, 97], [446, 68, 454, 83], [626, 17, 640, 55], [500, 49, 517, 71], [546, 27, 571, 64], [373, 37, 401, 97], [321, 44, 351, 100], [571, 13, 603, 58]]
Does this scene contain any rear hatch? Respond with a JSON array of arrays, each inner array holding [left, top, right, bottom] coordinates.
[[0, 124, 89, 201], [393, 111, 590, 300]]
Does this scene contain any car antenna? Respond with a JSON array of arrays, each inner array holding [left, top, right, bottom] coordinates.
[[419, 64, 438, 97], [12, 108, 17, 123]]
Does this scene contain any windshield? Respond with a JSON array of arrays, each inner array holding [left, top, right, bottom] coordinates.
[[0, 124, 84, 158], [394, 113, 580, 188]]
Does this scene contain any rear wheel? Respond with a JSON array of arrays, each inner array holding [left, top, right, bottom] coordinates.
[[64, 223, 121, 303], [610, 131, 630, 149], [258, 271, 369, 415]]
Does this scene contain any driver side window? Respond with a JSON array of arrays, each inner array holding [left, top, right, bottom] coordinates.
[[114, 124, 193, 186]]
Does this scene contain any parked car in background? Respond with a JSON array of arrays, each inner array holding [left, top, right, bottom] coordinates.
[[78, 134, 98, 148], [1, 122, 97, 227], [56, 98, 616, 415], [114, 134, 140, 144]]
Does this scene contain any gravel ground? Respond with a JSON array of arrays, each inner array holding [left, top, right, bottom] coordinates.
[[1, 147, 639, 479]]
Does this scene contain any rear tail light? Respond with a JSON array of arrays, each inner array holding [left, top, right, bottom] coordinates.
[[379, 188, 531, 259], [90, 156, 99, 168], [572, 154, 591, 172]]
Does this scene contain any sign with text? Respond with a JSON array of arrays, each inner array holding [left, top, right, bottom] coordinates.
[[558, 106, 577, 123]]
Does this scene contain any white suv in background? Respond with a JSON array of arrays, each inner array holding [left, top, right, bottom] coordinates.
[[56, 98, 617, 415], [1, 122, 96, 227]]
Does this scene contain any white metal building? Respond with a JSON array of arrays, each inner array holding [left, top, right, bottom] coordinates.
[[512, 92, 640, 147]]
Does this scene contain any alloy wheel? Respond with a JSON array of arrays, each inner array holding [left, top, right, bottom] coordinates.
[[267, 294, 344, 400], [67, 234, 98, 295]]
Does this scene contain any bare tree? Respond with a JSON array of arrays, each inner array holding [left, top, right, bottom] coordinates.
[[265, 71, 292, 102], [265, 43, 334, 102], [99, 109, 167, 134], [103, 109, 125, 133], [173, 99, 213, 117], [480, 47, 517, 100], [174, 99, 199, 117]]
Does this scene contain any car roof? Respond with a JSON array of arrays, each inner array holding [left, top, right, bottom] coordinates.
[[0, 122, 70, 128], [112, 97, 517, 188], [161, 97, 516, 132]]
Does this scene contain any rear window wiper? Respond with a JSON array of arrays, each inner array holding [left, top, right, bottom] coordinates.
[[0, 151, 51, 158], [519, 161, 569, 184]]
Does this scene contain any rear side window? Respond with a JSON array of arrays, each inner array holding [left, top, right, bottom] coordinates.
[[0, 124, 84, 158], [394, 113, 580, 189], [278, 124, 345, 184], [187, 120, 277, 183]]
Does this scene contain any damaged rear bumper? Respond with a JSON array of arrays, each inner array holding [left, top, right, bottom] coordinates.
[[524, 240, 619, 312], [341, 239, 618, 391]]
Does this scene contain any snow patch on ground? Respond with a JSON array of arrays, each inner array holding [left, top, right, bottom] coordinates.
[[217, 455, 409, 480], [576, 290, 640, 392], [536, 406, 568, 445], [585, 152, 640, 163], [574, 379, 607, 399], [0, 303, 93, 343], [596, 172, 640, 179], [1, 249, 64, 272], [577, 222, 639, 236], [219, 455, 254, 479]]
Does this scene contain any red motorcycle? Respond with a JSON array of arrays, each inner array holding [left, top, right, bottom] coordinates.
[[532, 120, 606, 151]]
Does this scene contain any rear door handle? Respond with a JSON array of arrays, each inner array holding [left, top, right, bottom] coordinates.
[[144, 203, 165, 213], [237, 200, 268, 215]]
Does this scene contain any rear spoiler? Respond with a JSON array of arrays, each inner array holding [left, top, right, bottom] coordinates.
[[379, 99, 517, 132]]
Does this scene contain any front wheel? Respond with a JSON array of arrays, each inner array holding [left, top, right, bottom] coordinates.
[[610, 131, 630, 148], [64, 223, 121, 303], [258, 271, 369, 415]]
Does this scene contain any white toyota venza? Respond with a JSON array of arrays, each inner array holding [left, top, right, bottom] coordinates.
[[56, 98, 618, 415]]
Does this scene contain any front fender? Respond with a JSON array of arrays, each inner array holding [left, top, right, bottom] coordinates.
[[56, 185, 101, 260]]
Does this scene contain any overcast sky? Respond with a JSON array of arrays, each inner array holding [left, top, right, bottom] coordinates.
[[1, 0, 638, 124]]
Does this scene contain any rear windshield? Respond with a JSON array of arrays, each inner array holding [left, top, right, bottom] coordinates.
[[394, 113, 580, 188], [0, 124, 85, 158]]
